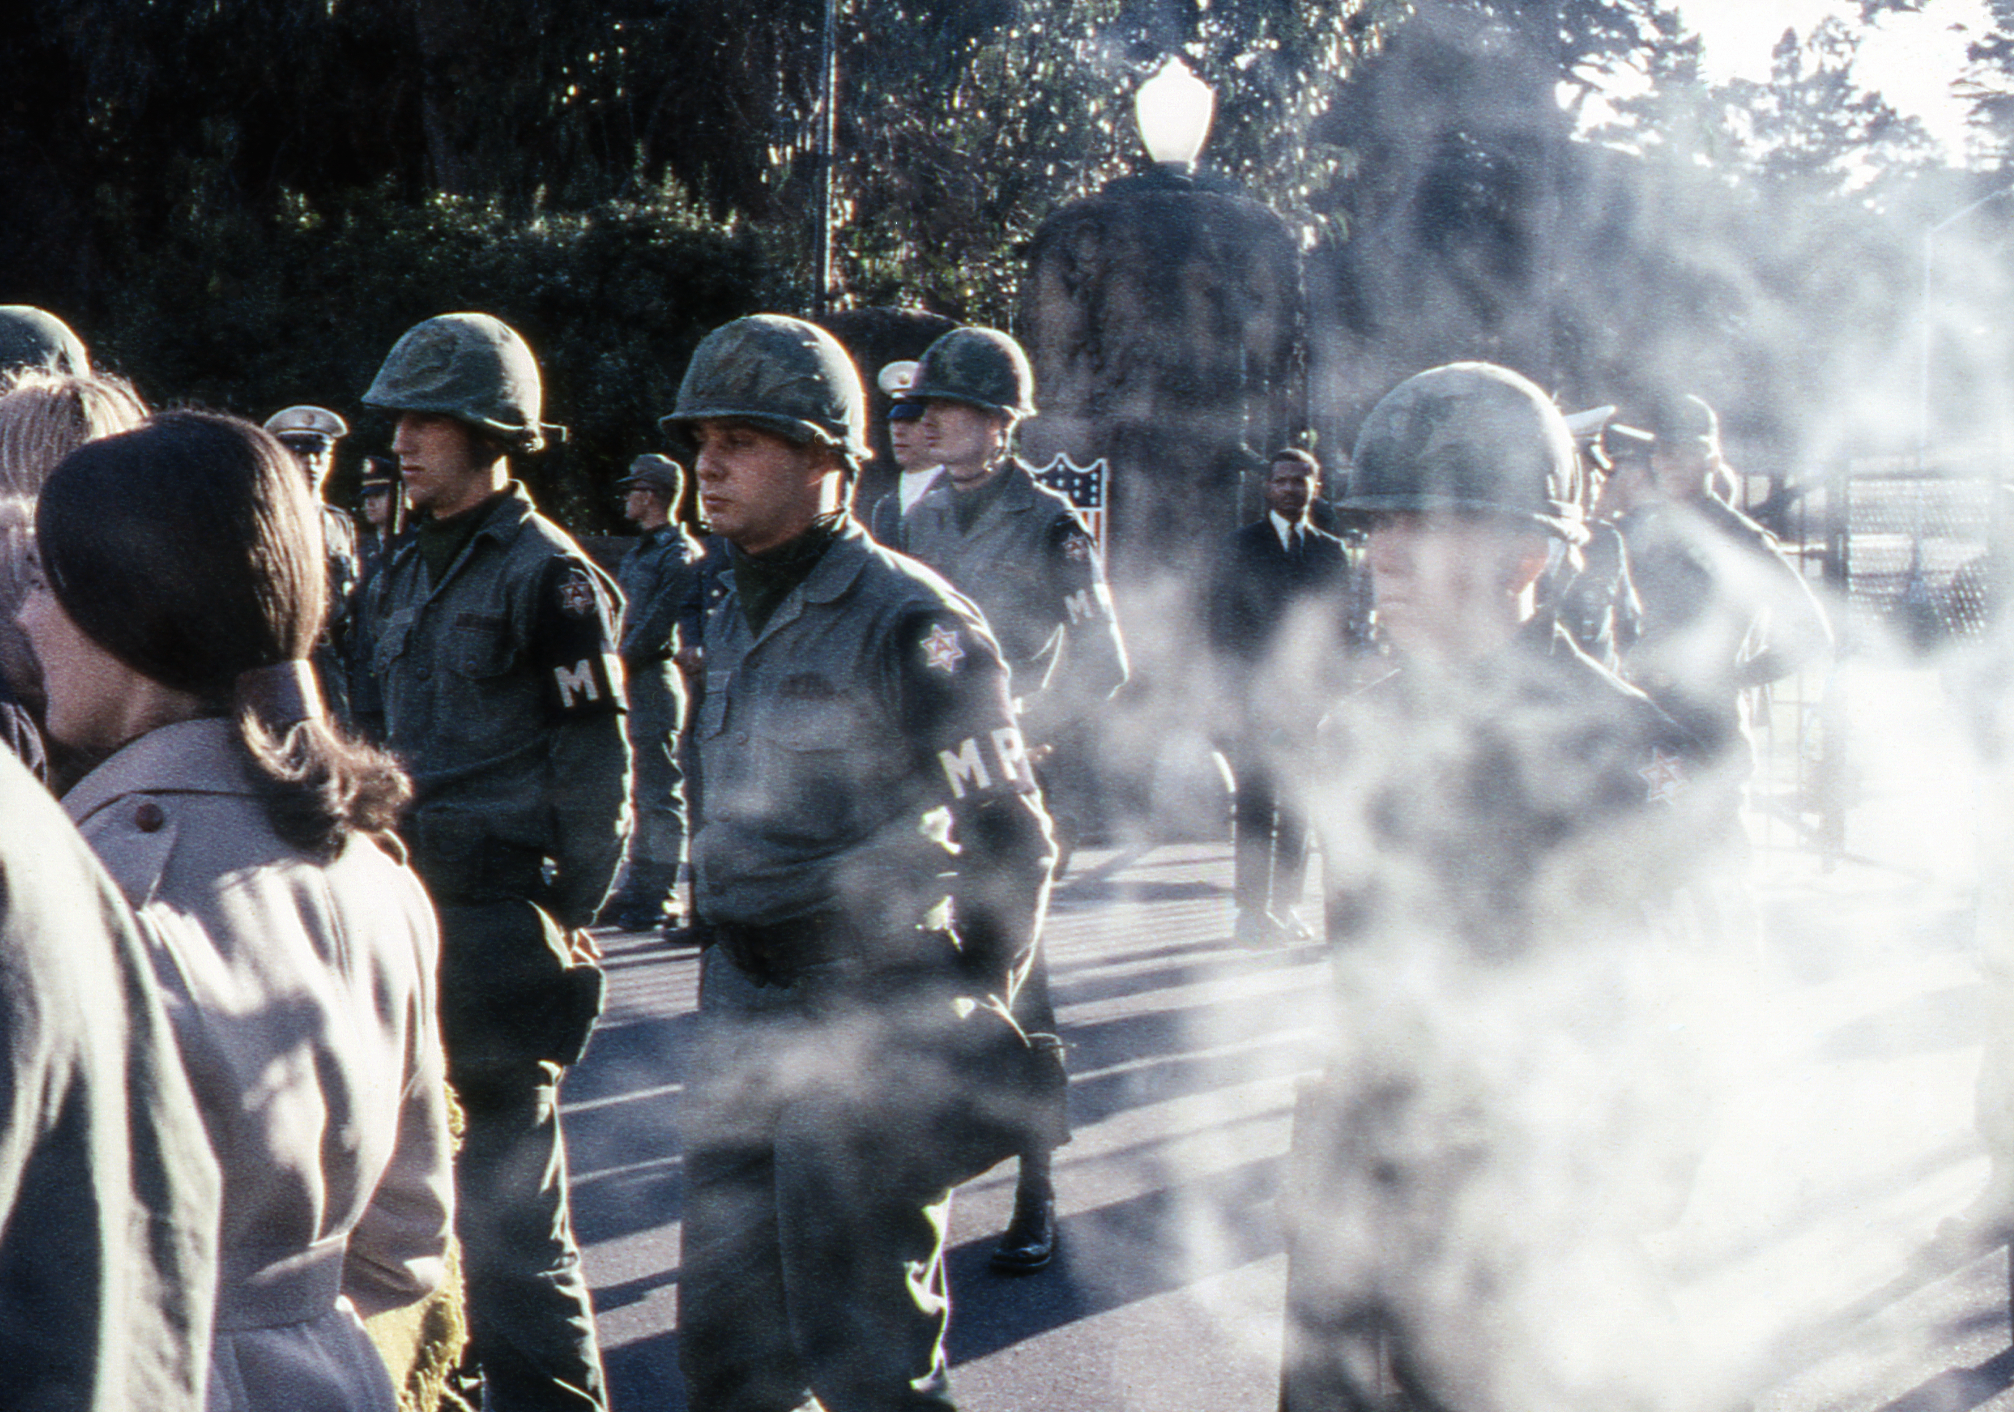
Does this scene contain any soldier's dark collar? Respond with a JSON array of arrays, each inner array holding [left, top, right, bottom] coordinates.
[[951, 457, 1017, 530], [731, 511, 845, 635]]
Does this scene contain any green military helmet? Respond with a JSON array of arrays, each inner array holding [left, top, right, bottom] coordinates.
[[1345, 361, 1586, 543], [659, 314, 869, 463], [907, 326, 1036, 421], [0, 306, 89, 377], [1651, 393, 1720, 453], [363, 313, 565, 454]]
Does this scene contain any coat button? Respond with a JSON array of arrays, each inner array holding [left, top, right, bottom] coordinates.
[[134, 801, 166, 833]]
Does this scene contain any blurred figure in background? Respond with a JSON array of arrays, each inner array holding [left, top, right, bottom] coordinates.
[[1208, 447, 1360, 948], [1279, 364, 1740, 1412], [22, 410, 453, 1410], [265, 405, 364, 726], [866, 358, 941, 543], [1612, 393, 1832, 771], [356, 453, 404, 581], [604, 451, 701, 935]]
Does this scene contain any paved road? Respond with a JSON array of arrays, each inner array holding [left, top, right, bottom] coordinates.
[[562, 829, 2014, 1412]]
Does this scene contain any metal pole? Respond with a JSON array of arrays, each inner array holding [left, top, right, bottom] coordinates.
[[813, 0, 839, 318]]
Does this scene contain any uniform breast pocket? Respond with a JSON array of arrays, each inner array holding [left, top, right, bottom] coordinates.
[[771, 693, 869, 755], [372, 617, 412, 674], [450, 621, 517, 679]]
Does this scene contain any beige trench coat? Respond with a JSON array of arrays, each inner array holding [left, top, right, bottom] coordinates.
[[66, 717, 454, 1412]]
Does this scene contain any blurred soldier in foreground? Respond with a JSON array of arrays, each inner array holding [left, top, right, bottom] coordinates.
[[900, 324, 1125, 1273], [0, 743, 219, 1409], [361, 313, 626, 1411], [665, 314, 1055, 1411], [0, 304, 90, 378], [1279, 363, 1739, 1412], [265, 405, 365, 724], [1208, 447, 1360, 948], [1611, 393, 1831, 768], [866, 358, 941, 542], [603, 452, 700, 935]]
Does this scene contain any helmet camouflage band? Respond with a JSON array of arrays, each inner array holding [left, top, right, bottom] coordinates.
[[907, 326, 1036, 421], [363, 313, 565, 454], [1345, 362, 1586, 544], [659, 314, 869, 464]]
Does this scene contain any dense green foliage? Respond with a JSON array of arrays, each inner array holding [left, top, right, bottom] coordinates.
[[2, 0, 2006, 525], [96, 189, 775, 530]]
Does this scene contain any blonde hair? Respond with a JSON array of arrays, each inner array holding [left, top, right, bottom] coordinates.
[[0, 370, 148, 501], [0, 371, 148, 713]]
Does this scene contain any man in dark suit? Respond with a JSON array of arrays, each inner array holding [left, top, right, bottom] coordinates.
[[1209, 448, 1360, 947]]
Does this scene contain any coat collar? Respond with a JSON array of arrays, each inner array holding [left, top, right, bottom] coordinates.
[[62, 717, 256, 827], [916, 459, 1041, 521]]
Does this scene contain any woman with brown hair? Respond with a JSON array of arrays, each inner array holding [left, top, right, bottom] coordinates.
[[17, 409, 454, 1412]]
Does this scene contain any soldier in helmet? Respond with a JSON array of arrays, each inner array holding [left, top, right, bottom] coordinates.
[[1611, 393, 1830, 768], [0, 306, 89, 380], [358, 313, 625, 1411], [666, 314, 1056, 1412], [896, 324, 1126, 1272], [602, 452, 701, 935], [265, 405, 364, 724], [1277, 363, 1740, 1412]]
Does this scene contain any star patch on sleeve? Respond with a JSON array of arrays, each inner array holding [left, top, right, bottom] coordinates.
[[1638, 747, 1687, 804], [922, 623, 966, 674], [557, 565, 598, 619]]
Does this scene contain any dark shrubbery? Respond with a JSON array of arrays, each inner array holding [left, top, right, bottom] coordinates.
[[88, 186, 786, 534]]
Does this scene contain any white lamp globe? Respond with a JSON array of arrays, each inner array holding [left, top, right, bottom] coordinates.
[[1134, 56, 1214, 170]]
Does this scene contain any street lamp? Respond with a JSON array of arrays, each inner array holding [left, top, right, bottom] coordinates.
[[1133, 56, 1215, 172]]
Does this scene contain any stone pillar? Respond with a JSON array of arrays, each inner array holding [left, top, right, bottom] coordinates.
[[1019, 176, 1305, 588]]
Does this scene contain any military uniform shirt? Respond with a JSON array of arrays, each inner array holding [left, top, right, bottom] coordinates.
[[900, 460, 1127, 746], [616, 523, 703, 667], [363, 483, 629, 926], [692, 517, 1041, 952]]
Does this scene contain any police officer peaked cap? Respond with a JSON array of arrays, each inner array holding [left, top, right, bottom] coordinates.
[[617, 453, 684, 496], [363, 313, 566, 454], [1345, 362, 1586, 544], [880, 359, 925, 421], [909, 326, 1036, 421], [263, 405, 349, 443], [0, 305, 89, 377], [359, 454, 396, 491], [659, 314, 870, 464]]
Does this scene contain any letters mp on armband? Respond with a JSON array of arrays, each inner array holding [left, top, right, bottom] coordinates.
[[555, 656, 618, 710], [938, 726, 1032, 800]]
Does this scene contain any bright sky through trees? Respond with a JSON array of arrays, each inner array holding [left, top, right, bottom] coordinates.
[[1679, 0, 1986, 155]]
